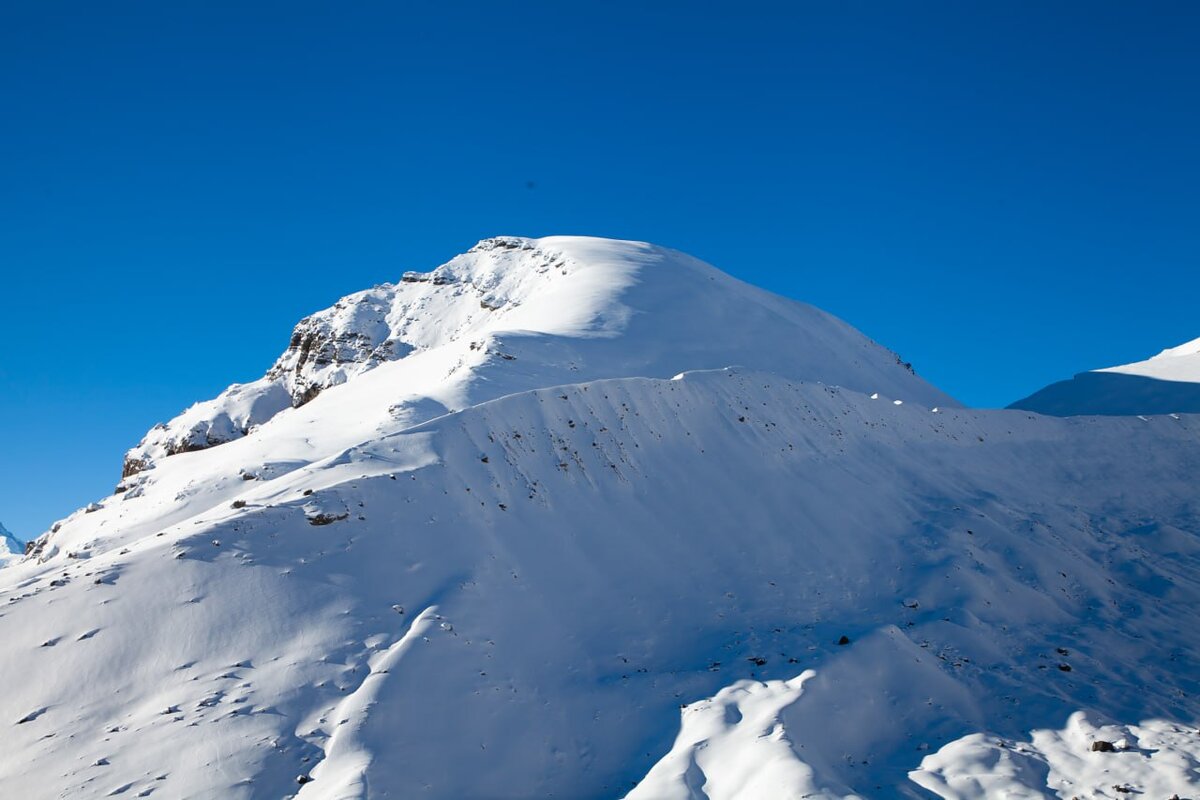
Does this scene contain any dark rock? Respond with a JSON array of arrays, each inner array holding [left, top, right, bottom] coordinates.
[[307, 512, 349, 526], [292, 383, 322, 407], [24, 536, 47, 558], [165, 434, 229, 458], [1091, 740, 1116, 752], [837, 635, 851, 646], [231, 500, 247, 509], [121, 457, 148, 479]]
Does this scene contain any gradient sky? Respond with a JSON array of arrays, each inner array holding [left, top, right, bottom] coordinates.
[[2, 1, 1198, 539]]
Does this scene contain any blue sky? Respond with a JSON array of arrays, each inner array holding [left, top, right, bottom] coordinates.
[[2, 1, 1198, 538]]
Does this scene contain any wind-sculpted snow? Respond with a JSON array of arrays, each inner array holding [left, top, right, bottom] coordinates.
[[122, 236, 951, 475], [910, 712, 1200, 800], [2, 368, 1198, 798]]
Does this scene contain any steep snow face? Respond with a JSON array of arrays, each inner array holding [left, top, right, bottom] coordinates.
[[1010, 335, 1200, 417], [123, 236, 952, 476], [2, 369, 1198, 799], [0, 522, 21, 565]]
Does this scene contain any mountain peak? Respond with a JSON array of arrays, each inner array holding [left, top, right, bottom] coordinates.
[[119, 236, 952, 479], [0, 522, 21, 563]]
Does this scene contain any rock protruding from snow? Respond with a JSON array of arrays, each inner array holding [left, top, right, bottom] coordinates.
[[1010, 335, 1200, 416], [122, 236, 953, 474], [265, 285, 415, 407]]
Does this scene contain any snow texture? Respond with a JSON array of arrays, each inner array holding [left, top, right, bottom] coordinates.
[[1, 237, 1197, 799]]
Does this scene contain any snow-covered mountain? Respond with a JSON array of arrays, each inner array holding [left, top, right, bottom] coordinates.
[[1010, 336, 1200, 416], [2, 237, 1198, 800], [120, 236, 949, 479], [0, 522, 21, 565]]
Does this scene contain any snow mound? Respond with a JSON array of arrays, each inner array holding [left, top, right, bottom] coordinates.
[[626, 672, 838, 800], [911, 711, 1200, 799]]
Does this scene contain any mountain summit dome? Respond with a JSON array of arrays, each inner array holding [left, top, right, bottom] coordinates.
[[121, 236, 952, 477]]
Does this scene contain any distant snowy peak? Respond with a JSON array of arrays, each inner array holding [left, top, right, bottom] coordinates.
[[0, 522, 21, 563], [123, 235, 953, 476], [1010, 335, 1200, 416], [1098, 335, 1200, 382]]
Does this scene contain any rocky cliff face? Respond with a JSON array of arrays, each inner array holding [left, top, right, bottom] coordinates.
[[265, 285, 415, 408]]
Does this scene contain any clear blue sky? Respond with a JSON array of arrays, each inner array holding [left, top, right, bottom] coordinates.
[[2, 1, 1198, 539]]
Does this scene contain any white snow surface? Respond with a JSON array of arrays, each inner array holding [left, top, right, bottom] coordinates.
[[1099, 335, 1200, 383], [2, 237, 1199, 799]]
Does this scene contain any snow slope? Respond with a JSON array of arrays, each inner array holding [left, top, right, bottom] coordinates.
[[1010, 336, 1200, 416], [1, 238, 1198, 800]]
